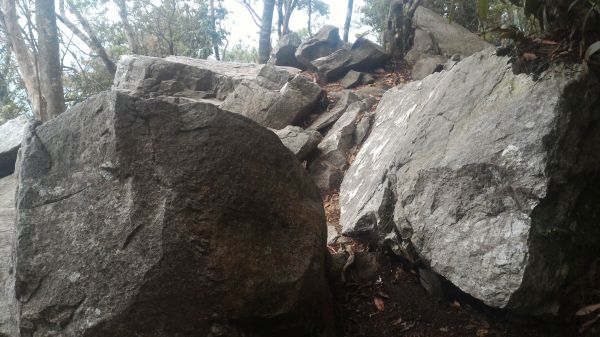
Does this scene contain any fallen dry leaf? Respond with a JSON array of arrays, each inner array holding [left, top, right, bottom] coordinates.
[[476, 328, 490, 337], [576, 303, 600, 316], [373, 297, 385, 311], [522, 52, 538, 61]]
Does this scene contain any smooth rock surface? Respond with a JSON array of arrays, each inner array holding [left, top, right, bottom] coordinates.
[[347, 38, 389, 71], [15, 91, 334, 336], [114, 55, 298, 101], [268, 32, 304, 69], [312, 49, 352, 81], [411, 55, 448, 80], [0, 116, 28, 178], [340, 48, 600, 313], [273, 125, 323, 161], [221, 74, 325, 129], [309, 100, 373, 192], [412, 7, 492, 57], [308, 90, 361, 132], [295, 25, 345, 69], [340, 70, 363, 89], [0, 174, 18, 337]]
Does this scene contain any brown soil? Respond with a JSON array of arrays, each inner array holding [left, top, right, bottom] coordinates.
[[332, 253, 596, 337]]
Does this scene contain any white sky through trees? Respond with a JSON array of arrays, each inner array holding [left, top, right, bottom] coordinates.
[[225, 0, 367, 45]]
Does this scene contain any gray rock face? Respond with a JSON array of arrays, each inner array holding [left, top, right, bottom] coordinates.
[[339, 70, 363, 89], [222, 74, 325, 129], [0, 174, 18, 337], [0, 116, 28, 178], [411, 55, 447, 80], [309, 99, 373, 192], [312, 49, 352, 81], [308, 90, 361, 132], [347, 38, 389, 71], [340, 48, 600, 313], [114, 55, 296, 101], [15, 91, 334, 336], [295, 25, 345, 69], [412, 7, 492, 58], [269, 32, 304, 69], [272, 125, 323, 161], [114, 55, 323, 130]]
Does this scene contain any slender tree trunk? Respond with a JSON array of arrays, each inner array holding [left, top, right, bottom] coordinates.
[[209, 0, 220, 60], [66, 0, 116, 75], [343, 0, 354, 42], [384, 0, 404, 69], [0, 0, 45, 120], [281, 0, 298, 36], [307, 0, 312, 36], [56, 14, 117, 75], [276, 0, 283, 38], [114, 0, 140, 54], [258, 0, 275, 64], [36, 0, 65, 119]]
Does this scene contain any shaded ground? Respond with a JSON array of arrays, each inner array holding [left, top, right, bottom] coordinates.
[[331, 254, 594, 337]]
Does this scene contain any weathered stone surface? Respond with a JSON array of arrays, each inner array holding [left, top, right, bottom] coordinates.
[[0, 116, 28, 178], [405, 28, 440, 66], [309, 90, 361, 132], [15, 91, 334, 336], [411, 55, 448, 80], [222, 74, 325, 129], [347, 38, 389, 71], [412, 7, 492, 57], [312, 49, 352, 81], [295, 25, 345, 69], [340, 70, 363, 89], [114, 55, 298, 101], [340, 48, 600, 313], [268, 32, 304, 69], [309, 100, 373, 192], [272, 125, 323, 160], [0, 174, 18, 337]]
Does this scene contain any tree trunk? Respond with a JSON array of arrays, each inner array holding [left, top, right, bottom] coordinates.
[[36, 0, 65, 119], [281, 0, 298, 36], [258, 0, 275, 64], [343, 0, 354, 42], [276, 0, 284, 38], [384, 0, 404, 70], [56, 13, 117, 75], [114, 0, 140, 54], [307, 0, 312, 36], [209, 0, 220, 60], [66, 0, 116, 75], [0, 0, 45, 120]]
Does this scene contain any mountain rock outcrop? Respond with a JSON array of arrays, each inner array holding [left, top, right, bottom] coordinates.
[[14, 91, 334, 336], [340, 48, 600, 313], [0, 174, 18, 337], [0, 116, 28, 178]]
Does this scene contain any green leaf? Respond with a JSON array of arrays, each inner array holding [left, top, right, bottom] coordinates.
[[477, 0, 489, 21], [584, 41, 600, 61]]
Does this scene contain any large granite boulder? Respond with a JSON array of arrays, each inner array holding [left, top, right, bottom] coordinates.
[[114, 55, 323, 130], [114, 55, 297, 101], [296, 25, 346, 69], [269, 32, 304, 69], [0, 116, 28, 178], [411, 7, 492, 58], [340, 48, 600, 313], [0, 174, 18, 337], [309, 99, 374, 192], [308, 90, 361, 132], [221, 74, 325, 129], [405, 7, 492, 79], [14, 91, 334, 336], [347, 38, 389, 71], [272, 126, 323, 161], [312, 49, 352, 81]]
